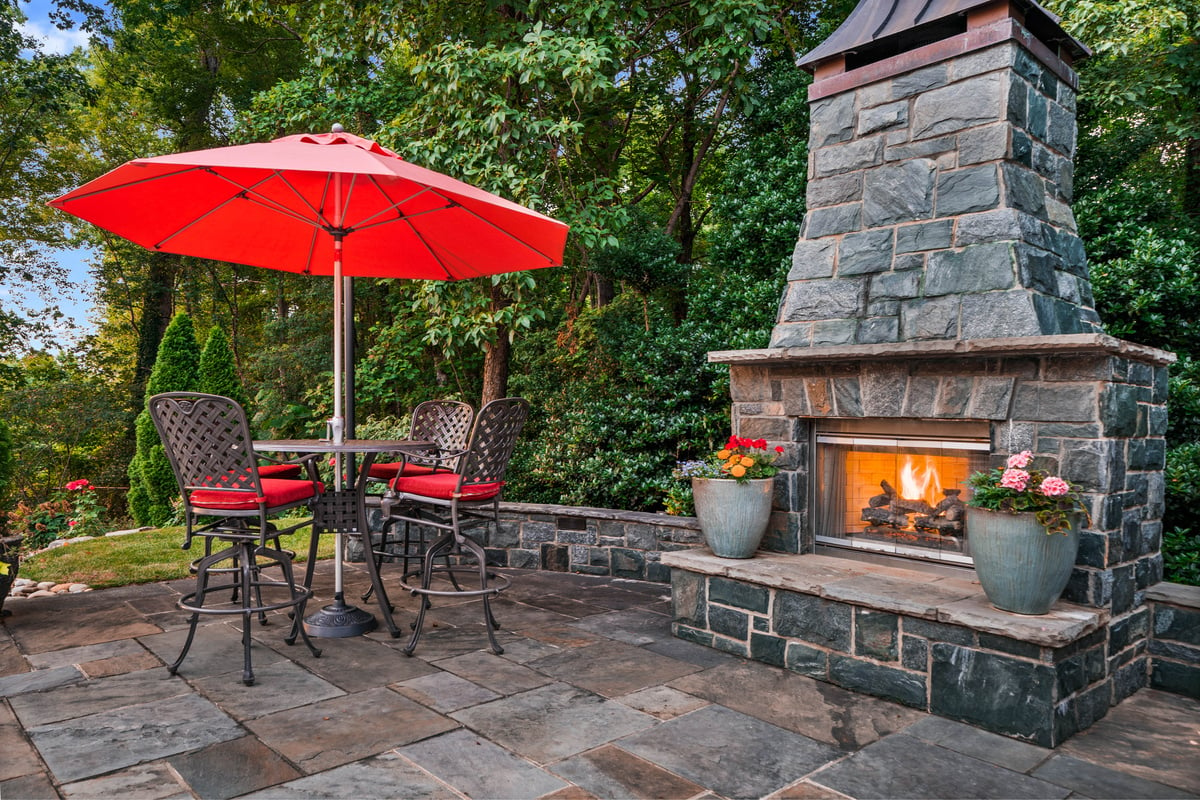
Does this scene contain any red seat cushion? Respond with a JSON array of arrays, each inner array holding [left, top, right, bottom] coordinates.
[[390, 472, 502, 501], [257, 463, 303, 479], [367, 461, 438, 479], [190, 478, 322, 510]]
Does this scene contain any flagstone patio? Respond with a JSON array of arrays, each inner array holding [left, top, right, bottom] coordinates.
[[2, 561, 1197, 799]]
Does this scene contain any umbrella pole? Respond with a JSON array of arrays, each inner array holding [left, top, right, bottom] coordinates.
[[304, 230, 377, 638]]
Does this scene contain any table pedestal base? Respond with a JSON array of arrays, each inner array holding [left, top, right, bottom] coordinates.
[[303, 592, 377, 638]]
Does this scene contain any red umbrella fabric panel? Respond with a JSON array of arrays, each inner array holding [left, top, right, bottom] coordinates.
[[49, 132, 569, 279]]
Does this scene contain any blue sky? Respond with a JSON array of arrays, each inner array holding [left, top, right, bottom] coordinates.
[[12, 1, 96, 351]]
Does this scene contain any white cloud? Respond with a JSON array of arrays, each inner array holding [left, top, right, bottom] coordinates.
[[18, 19, 90, 55]]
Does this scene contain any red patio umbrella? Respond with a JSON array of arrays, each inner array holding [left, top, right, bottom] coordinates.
[[49, 125, 569, 443]]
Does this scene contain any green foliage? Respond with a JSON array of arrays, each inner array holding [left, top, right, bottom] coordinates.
[[130, 312, 201, 525], [199, 326, 247, 409], [1163, 527, 1200, 586], [0, 418, 13, 506]]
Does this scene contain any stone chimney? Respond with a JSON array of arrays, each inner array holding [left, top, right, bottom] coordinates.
[[773, 0, 1101, 348]]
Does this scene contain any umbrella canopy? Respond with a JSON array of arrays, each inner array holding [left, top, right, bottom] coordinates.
[[50, 127, 570, 442], [49, 128, 569, 279]]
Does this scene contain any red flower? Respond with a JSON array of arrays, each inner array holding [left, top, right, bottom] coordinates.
[[753, 438, 767, 449], [64, 479, 91, 491], [775, 445, 784, 453]]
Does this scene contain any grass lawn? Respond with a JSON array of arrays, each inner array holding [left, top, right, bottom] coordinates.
[[18, 521, 336, 590]]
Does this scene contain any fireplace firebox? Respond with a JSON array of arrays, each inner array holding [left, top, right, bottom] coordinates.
[[813, 421, 989, 566]]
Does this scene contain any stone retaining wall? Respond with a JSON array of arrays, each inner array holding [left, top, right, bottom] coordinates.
[[1146, 582, 1200, 700]]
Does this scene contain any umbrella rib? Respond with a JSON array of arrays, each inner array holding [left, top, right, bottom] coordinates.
[[206, 169, 335, 230], [52, 165, 209, 204], [451, 200, 562, 266], [346, 178, 437, 231]]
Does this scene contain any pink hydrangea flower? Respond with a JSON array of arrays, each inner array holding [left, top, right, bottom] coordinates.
[[1039, 476, 1071, 497], [1006, 451, 1033, 469], [999, 468, 1030, 491]]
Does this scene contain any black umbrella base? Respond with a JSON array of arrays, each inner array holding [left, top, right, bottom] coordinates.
[[303, 592, 378, 638]]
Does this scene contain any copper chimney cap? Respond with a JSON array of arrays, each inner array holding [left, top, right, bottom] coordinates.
[[798, 0, 1089, 71]]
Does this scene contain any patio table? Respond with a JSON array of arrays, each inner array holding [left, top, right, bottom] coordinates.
[[253, 438, 431, 639]]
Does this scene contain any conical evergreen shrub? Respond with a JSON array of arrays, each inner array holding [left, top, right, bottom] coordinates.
[[129, 312, 201, 526], [199, 326, 248, 409]]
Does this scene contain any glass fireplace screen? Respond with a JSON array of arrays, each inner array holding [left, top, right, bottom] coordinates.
[[814, 431, 991, 565]]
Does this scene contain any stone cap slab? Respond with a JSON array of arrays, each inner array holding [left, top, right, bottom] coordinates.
[[662, 549, 1107, 648], [1146, 581, 1200, 610], [709, 333, 1175, 367]]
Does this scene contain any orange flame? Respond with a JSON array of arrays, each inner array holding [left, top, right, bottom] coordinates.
[[899, 457, 942, 503]]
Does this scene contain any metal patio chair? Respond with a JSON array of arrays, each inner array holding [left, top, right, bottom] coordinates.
[[358, 400, 474, 599], [148, 392, 323, 685], [376, 397, 529, 655]]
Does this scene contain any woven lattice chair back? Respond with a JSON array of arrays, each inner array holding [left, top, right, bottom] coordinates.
[[410, 400, 474, 466], [459, 398, 529, 488], [149, 392, 262, 498]]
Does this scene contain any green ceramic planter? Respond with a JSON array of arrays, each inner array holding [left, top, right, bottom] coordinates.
[[691, 477, 773, 559], [967, 507, 1081, 615]]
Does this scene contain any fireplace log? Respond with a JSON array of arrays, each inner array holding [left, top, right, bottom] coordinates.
[[914, 515, 963, 533], [861, 507, 910, 528]]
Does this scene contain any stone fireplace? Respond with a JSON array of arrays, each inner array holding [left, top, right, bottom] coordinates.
[[662, 0, 1176, 747]]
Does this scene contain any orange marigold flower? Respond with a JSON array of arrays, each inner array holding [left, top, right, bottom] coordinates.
[[740, 456, 755, 467], [730, 464, 747, 478], [717, 449, 732, 460]]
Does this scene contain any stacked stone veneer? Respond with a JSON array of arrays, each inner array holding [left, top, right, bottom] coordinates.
[[718, 337, 1173, 709], [364, 502, 701, 583], [666, 550, 1112, 748], [772, 37, 1103, 348]]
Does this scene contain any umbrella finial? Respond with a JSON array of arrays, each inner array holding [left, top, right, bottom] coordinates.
[[331, 123, 345, 133]]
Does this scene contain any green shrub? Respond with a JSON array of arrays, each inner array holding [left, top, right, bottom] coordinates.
[[1163, 527, 1200, 586]]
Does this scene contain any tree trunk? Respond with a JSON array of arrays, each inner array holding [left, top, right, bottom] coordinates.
[[133, 252, 176, 404], [482, 282, 511, 404], [1184, 136, 1200, 227], [482, 330, 510, 405]]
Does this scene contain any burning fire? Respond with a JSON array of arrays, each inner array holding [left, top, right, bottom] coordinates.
[[899, 457, 943, 503]]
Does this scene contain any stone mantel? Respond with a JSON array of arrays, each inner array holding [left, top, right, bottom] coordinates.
[[709, 333, 1176, 367]]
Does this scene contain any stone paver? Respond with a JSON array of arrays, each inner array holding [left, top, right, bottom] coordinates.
[[431, 648, 553, 695], [550, 744, 706, 799], [619, 705, 843, 799], [1031, 754, 1195, 799], [400, 728, 570, 799], [9, 668, 189, 728], [192, 659, 345, 719], [0, 564, 1197, 800], [27, 692, 243, 783], [669, 660, 924, 751], [530, 639, 703, 698], [810, 733, 1071, 800], [242, 751, 460, 799], [569, 607, 675, 646], [1058, 688, 1200, 795], [394, 670, 501, 712], [450, 682, 657, 763], [59, 763, 192, 800], [244, 686, 458, 774], [169, 735, 303, 800]]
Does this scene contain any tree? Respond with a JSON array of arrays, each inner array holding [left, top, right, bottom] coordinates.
[[128, 312, 200, 526], [199, 325, 247, 409]]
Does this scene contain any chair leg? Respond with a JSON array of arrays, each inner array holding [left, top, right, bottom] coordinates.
[[460, 534, 504, 654], [239, 542, 256, 686], [267, 545, 321, 659], [169, 544, 233, 678], [402, 532, 453, 656]]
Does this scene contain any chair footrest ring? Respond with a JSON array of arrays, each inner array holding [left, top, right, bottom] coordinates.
[[178, 580, 312, 616], [398, 566, 510, 598]]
